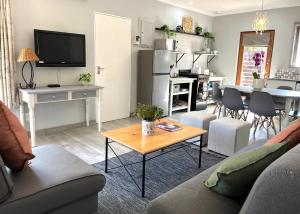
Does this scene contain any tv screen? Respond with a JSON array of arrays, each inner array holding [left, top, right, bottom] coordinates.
[[34, 29, 86, 67]]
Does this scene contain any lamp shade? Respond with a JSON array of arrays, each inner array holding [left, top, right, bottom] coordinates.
[[17, 48, 40, 62]]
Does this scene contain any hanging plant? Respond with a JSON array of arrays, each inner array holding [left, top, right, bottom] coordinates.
[[160, 25, 176, 39]]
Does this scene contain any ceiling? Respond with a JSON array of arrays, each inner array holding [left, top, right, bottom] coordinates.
[[156, 0, 300, 16]]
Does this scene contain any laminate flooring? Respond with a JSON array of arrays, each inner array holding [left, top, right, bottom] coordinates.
[[35, 106, 282, 164]]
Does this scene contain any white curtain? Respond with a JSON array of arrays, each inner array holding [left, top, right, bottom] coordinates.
[[0, 0, 17, 109]]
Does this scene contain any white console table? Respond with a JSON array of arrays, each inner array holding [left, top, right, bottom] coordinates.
[[19, 85, 103, 147]]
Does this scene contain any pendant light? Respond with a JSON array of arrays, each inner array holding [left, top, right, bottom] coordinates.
[[252, 0, 268, 35]]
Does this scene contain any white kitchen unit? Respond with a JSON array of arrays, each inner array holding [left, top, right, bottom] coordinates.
[[169, 78, 195, 116], [19, 85, 103, 147]]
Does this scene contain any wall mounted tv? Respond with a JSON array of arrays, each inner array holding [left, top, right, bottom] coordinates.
[[34, 29, 86, 67]]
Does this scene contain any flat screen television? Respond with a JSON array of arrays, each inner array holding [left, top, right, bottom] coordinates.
[[34, 29, 86, 67]]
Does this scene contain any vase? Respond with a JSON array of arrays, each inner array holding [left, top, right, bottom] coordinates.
[[142, 120, 155, 136], [81, 81, 90, 86], [203, 38, 211, 52], [252, 79, 266, 90]]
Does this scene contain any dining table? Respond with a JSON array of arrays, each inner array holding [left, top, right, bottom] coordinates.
[[220, 85, 300, 128]]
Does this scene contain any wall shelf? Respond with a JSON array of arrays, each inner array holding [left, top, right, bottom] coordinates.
[[193, 52, 218, 67], [173, 91, 189, 96], [176, 53, 186, 66], [172, 105, 189, 112], [155, 28, 205, 38]]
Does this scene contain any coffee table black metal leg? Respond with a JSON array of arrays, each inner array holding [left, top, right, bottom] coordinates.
[[142, 154, 146, 197], [198, 135, 202, 168], [105, 137, 109, 173]]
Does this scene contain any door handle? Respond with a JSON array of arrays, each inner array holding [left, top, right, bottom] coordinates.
[[97, 66, 105, 74]]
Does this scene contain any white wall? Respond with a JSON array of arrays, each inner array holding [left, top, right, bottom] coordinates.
[[12, 0, 213, 130], [211, 6, 300, 85]]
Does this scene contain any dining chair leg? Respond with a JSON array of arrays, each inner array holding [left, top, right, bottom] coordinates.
[[279, 111, 282, 131], [271, 118, 277, 135], [213, 105, 217, 114], [259, 117, 265, 128], [253, 116, 258, 137], [266, 120, 270, 139], [218, 105, 222, 118], [240, 110, 248, 121]]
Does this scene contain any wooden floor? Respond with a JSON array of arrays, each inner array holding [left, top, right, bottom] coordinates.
[[35, 106, 280, 164]]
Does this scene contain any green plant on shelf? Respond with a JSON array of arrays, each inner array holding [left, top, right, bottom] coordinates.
[[161, 25, 176, 39], [203, 31, 214, 40], [79, 73, 92, 85], [195, 26, 203, 35]]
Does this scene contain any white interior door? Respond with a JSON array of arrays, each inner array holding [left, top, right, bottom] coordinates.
[[94, 13, 131, 122]]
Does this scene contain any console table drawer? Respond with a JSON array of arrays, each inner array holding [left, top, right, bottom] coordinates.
[[72, 90, 97, 99], [37, 92, 68, 103]]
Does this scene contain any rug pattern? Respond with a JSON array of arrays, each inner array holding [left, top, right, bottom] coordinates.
[[94, 146, 224, 214]]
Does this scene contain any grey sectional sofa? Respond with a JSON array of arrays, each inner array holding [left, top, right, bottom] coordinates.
[[0, 144, 105, 214], [147, 142, 300, 214]]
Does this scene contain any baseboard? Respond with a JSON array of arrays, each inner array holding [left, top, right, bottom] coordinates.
[[35, 120, 97, 135]]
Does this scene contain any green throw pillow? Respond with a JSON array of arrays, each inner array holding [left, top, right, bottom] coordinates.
[[204, 142, 288, 198]]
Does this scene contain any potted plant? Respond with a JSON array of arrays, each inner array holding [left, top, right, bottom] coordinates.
[[161, 25, 176, 38], [176, 25, 183, 32], [155, 25, 177, 51], [136, 103, 163, 136], [252, 51, 266, 89], [79, 73, 92, 86], [195, 26, 203, 35], [202, 31, 214, 52]]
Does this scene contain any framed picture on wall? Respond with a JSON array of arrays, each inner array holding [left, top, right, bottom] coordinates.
[[182, 16, 193, 33]]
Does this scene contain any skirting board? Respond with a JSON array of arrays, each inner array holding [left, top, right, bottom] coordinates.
[[33, 120, 97, 136]]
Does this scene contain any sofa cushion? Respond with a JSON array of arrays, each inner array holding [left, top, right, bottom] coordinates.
[[266, 119, 300, 149], [147, 141, 266, 214], [147, 164, 242, 214], [0, 101, 34, 172], [205, 142, 288, 198], [0, 156, 13, 203], [240, 143, 300, 214], [0, 144, 105, 214]]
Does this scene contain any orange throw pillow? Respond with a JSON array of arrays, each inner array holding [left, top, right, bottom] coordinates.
[[266, 119, 300, 149], [0, 101, 35, 172]]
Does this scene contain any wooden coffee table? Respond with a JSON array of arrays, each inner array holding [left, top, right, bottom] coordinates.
[[101, 119, 207, 197]]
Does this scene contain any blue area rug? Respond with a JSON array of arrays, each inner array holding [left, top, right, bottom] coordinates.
[[94, 146, 224, 214]]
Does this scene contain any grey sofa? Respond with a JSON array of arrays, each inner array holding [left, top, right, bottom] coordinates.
[[0, 144, 105, 214], [147, 142, 300, 214]]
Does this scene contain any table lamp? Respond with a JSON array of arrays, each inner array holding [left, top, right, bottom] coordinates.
[[17, 48, 40, 89]]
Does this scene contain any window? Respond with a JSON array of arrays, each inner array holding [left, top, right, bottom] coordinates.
[[291, 23, 300, 67], [240, 46, 268, 86], [236, 31, 275, 86]]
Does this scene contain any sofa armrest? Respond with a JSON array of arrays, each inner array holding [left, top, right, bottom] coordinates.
[[240, 144, 300, 214], [0, 156, 13, 203]]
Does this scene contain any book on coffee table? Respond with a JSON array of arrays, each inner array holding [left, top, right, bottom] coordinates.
[[156, 122, 182, 132]]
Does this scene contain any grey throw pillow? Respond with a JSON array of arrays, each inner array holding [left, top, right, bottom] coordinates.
[[0, 156, 13, 203]]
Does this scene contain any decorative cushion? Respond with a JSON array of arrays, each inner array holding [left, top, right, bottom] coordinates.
[[0, 156, 13, 203], [204, 142, 288, 198], [266, 119, 300, 149], [0, 101, 35, 172]]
